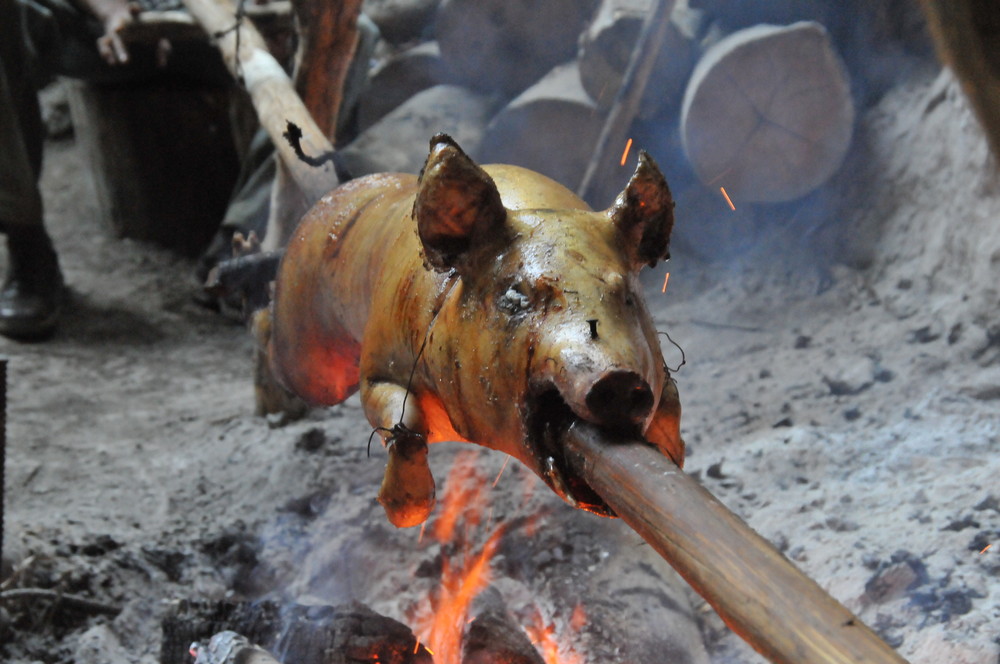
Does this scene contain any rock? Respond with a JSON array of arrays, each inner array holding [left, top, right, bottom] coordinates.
[[338, 84, 498, 177], [680, 21, 855, 202], [363, 0, 440, 44], [478, 61, 604, 193], [688, 0, 834, 33], [435, 0, 599, 96], [356, 41, 449, 132], [73, 625, 130, 664]]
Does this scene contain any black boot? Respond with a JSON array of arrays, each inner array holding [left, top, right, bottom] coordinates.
[[0, 227, 64, 340]]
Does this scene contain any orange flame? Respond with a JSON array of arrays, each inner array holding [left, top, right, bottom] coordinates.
[[412, 451, 587, 664], [524, 604, 586, 664]]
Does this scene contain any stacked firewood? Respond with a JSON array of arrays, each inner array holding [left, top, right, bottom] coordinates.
[[345, 0, 869, 210]]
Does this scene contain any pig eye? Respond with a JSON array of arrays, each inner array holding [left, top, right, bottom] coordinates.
[[499, 284, 531, 315]]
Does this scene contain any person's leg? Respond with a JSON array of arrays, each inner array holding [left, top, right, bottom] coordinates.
[[0, 0, 63, 340]]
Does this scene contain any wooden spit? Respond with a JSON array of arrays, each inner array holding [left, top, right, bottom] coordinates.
[[562, 421, 910, 664]]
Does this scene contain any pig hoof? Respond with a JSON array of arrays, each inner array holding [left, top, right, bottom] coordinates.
[[377, 425, 436, 528]]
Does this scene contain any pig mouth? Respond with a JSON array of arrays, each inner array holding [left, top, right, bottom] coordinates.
[[525, 384, 618, 517]]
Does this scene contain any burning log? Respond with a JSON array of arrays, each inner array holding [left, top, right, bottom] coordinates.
[[161, 600, 432, 664], [462, 607, 545, 664], [560, 421, 910, 664], [679, 21, 855, 203]]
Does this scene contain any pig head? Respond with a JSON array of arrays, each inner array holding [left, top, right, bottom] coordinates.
[[266, 134, 682, 527]]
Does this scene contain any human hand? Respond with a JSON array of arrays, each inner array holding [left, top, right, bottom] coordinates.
[[94, 0, 140, 65]]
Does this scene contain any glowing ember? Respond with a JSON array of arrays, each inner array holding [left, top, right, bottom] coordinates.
[[719, 186, 736, 211], [661, 272, 670, 293], [620, 138, 633, 166]]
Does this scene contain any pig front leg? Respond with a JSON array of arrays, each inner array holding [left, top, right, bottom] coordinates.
[[645, 375, 685, 467], [362, 379, 436, 528]]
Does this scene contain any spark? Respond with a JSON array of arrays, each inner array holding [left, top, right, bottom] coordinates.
[[981, 543, 992, 554], [720, 186, 736, 211], [620, 138, 633, 166], [418, 521, 426, 544], [492, 455, 512, 487], [661, 272, 670, 293]]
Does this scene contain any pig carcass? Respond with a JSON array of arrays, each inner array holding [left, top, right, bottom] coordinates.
[[263, 134, 682, 527]]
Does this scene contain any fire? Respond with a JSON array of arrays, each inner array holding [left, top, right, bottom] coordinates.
[[410, 451, 586, 664], [524, 603, 587, 664]]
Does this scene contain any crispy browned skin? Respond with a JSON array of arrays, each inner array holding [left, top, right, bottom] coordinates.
[[266, 135, 682, 527]]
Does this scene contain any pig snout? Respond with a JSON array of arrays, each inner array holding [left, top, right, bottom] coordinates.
[[585, 369, 654, 425]]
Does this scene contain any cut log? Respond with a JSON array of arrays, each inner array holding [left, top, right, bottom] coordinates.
[[435, 0, 600, 96], [578, 0, 699, 117], [356, 41, 448, 133], [561, 421, 910, 664], [364, 0, 441, 45], [679, 21, 855, 203], [338, 84, 497, 177], [478, 61, 604, 193]]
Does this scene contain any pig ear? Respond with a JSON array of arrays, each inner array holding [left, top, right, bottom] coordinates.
[[414, 134, 506, 271], [608, 150, 675, 268]]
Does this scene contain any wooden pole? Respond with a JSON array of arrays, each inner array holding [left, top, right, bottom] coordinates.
[[562, 421, 911, 664], [180, 0, 337, 204], [918, 0, 1000, 161], [577, 0, 675, 204], [262, 0, 362, 250]]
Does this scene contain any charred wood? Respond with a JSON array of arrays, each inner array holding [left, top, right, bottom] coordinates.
[[161, 600, 431, 664]]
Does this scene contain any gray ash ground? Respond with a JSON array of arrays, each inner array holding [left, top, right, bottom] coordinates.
[[3, 61, 999, 664]]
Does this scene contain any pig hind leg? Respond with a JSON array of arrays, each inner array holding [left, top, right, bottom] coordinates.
[[363, 379, 437, 528]]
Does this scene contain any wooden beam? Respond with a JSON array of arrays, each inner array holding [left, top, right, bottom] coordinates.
[[562, 421, 911, 664], [180, 0, 337, 205], [577, 0, 675, 204], [918, 0, 1000, 161]]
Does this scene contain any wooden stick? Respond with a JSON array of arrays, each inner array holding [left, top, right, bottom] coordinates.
[[577, 0, 675, 203], [0, 588, 122, 617], [562, 421, 910, 664], [180, 0, 337, 204]]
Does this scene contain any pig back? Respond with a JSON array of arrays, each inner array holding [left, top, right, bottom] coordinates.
[[270, 173, 423, 405]]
